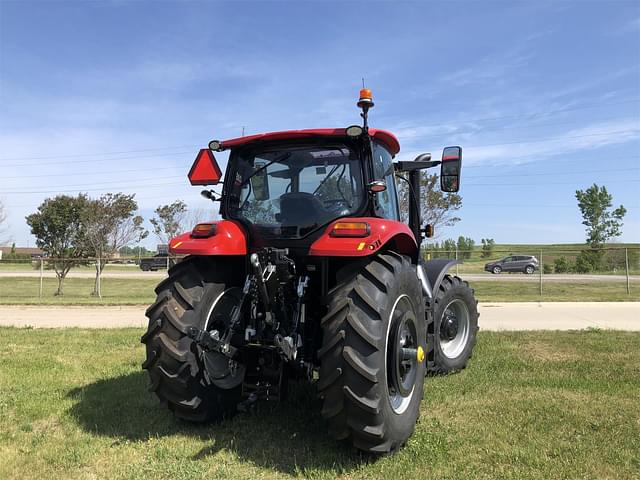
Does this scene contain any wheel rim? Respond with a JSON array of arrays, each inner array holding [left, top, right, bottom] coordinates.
[[386, 295, 418, 415], [493, 266, 501, 274], [526, 266, 534, 274], [439, 298, 470, 359], [202, 287, 245, 388], [204, 287, 242, 332]]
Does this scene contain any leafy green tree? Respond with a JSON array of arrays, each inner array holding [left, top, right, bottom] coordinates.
[[26, 195, 90, 295], [574, 252, 594, 273], [480, 238, 495, 259], [553, 256, 573, 273], [457, 236, 475, 259], [83, 193, 147, 296], [150, 200, 187, 244], [442, 238, 457, 259], [398, 173, 462, 240], [575, 184, 626, 270]]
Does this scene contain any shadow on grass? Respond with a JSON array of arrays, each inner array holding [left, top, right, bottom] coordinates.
[[67, 371, 368, 475]]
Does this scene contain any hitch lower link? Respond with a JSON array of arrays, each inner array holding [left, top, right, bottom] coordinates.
[[187, 327, 237, 358]]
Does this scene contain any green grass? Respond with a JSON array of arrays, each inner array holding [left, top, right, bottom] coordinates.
[[0, 262, 143, 273], [1, 276, 636, 304], [0, 328, 638, 479], [0, 277, 158, 305], [471, 280, 639, 302]]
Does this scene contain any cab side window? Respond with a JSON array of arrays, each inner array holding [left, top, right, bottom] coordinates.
[[372, 142, 399, 220]]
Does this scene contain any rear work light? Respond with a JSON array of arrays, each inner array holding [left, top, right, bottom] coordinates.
[[191, 223, 217, 238], [330, 222, 370, 237]]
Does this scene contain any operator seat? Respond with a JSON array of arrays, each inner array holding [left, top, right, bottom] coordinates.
[[278, 192, 328, 226]]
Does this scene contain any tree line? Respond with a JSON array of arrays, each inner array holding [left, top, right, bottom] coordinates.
[[23, 195, 209, 296]]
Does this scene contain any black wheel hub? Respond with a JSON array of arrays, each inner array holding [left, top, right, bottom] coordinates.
[[441, 312, 459, 341], [388, 308, 418, 399]]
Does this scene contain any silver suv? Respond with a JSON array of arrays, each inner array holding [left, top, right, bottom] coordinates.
[[484, 255, 539, 274]]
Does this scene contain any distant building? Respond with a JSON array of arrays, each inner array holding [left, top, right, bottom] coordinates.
[[0, 246, 45, 260]]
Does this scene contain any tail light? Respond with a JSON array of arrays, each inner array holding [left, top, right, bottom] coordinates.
[[191, 223, 217, 238], [330, 222, 370, 237]]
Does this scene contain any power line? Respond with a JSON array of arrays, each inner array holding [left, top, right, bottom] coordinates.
[[2, 97, 637, 165], [0, 150, 195, 168], [3, 127, 637, 171], [394, 97, 640, 131], [2, 159, 638, 193], [0, 145, 195, 161], [464, 167, 640, 179], [0, 175, 183, 193], [2, 165, 184, 180], [397, 113, 640, 141], [464, 179, 640, 187], [0, 181, 186, 195]]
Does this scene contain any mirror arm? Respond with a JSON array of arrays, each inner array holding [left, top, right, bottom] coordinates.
[[394, 160, 441, 172]]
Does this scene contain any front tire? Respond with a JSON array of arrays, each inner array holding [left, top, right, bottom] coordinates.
[[431, 275, 478, 373], [524, 265, 535, 274], [141, 256, 243, 422], [492, 265, 502, 274], [317, 252, 425, 454]]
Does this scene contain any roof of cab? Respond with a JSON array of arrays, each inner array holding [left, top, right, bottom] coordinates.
[[220, 128, 400, 156]]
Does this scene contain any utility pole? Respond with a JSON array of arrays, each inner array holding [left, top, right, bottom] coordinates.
[[625, 248, 630, 295], [539, 249, 543, 297], [39, 257, 43, 298], [242, 126, 245, 137]]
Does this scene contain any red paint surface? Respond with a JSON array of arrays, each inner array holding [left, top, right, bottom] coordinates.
[[169, 220, 247, 255], [309, 218, 417, 257], [188, 149, 223, 185], [221, 128, 400, 156]]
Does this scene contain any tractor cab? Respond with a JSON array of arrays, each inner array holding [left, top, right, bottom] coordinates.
[[184, 89, 461, 254]]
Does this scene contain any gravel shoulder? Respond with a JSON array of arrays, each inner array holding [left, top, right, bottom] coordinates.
[[0, 302, 638, 330]]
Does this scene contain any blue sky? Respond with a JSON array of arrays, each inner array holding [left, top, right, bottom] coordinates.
[[1, 0, 639, 248]]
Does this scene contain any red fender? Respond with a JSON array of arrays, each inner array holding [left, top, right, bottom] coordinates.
[[168, 220, 247, 255], [309, 218, 418, 259]]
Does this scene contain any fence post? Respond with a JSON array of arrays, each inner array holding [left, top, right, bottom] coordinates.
[[96, 257, 102, 299], [39, 257, 44, 298], [455, 246, 459, 276], [625, 248, 630, 296], [539, 249, 543, 297]]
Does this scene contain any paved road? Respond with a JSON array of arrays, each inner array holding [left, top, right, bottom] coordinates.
[[0, 270, 637, 283], [0, 303, 638, 330]]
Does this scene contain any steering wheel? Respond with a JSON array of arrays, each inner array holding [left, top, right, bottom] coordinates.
[[322, 199, 351, 214]]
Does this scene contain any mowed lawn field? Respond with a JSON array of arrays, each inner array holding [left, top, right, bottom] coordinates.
[[0, 328, 638, 479], [0, 276, 637, 304]]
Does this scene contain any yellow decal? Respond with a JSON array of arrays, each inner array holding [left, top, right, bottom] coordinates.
[[357, 242, 366, 251], [417, 346, 425, 363], [172, 241, 183, 249]]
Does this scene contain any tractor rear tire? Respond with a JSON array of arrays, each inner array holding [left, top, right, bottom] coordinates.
[[318, 252, 425, 454], [429, 275, 478, 374], [141, 256, 243, 422]]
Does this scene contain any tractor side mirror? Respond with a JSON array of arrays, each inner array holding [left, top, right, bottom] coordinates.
[[440, 146, 462, 192]]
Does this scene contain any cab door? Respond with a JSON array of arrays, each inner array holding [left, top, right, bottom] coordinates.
[[371, 142, 400, 220]]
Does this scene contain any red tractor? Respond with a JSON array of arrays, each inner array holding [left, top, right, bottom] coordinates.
[[141, 89, 478, 453]]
